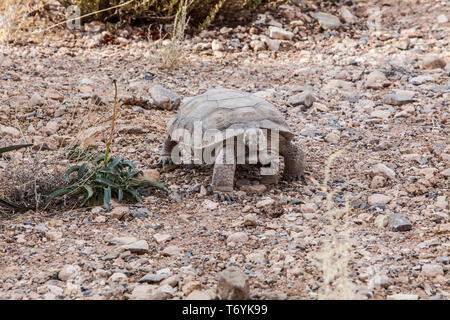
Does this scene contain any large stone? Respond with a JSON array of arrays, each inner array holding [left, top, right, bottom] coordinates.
[[218, 267, 250, 300], [139, 273, 168, 284], [186, 290, 215, 300], [0, 126, 21, 138], [421, 264, 444, 278], [288, 91, 316, 108], [365, 70, 388, 89], [372, 163, 396, 180], [122, 240, 149, 254], [388, 213, 412, 232], [58, 265, 79, 281], [136, 169, 160, 182], [314, 12, 341, 29], [383, 94, 415, 106], [268, 26, 293, 40], [261, 36, 281, 51], [211, 39, 224, 52], [256, 198, 275, 208], [203, 199, 218, 210], [437, 14, 448, 24], [153, 233, 172, 243], [422, 55, 446, 70], [110, 207, 129, 219], [368, 194, 392, 206], [30, 93, 44, 106], [340, 7, 357, 24], [108, 236, 138, 245], [388, 294, 419, 300], [227, 232, 249, 244], [149, 85, 181, 110]]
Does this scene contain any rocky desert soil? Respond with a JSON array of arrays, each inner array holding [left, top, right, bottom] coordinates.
[[0, 0, 448, 300]]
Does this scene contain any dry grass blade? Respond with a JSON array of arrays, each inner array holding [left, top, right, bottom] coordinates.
[[152, 1, 189, 70], [306, 150, 357, 300], [0, 0, 29, 45]]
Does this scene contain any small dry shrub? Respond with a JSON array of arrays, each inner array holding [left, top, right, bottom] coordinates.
[[0, 0, 65, 45], [0, 155, 68, 213], [0, 0, 29, 44], [151, 1, 189, 70], [56, 0, 266, 28]]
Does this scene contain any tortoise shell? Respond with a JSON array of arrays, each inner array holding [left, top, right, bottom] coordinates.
[[167, 88, 293, 148]]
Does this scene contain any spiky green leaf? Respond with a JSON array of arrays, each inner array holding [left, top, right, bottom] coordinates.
[[103, 187, 111, 212], [64, 165, 81, 182], [0, 144, 32, 155]]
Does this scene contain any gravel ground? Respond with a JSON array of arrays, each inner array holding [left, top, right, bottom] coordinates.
[[0, 0, 448, 300]]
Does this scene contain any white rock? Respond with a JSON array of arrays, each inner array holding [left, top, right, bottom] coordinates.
[[122, 240, 149, 254], [110, 206, 129, 219], [340, 7, 357, 24], [314, 12, 341, 29], [435, 196, 448, 209], [218, 267, 250, 300], [422, 54, 447, 70], [388, 294, 419, 300], [374, 215, 389, 228], [421, 264, 444, 278], [30, 93, 44, 106], [268, 26, 293, 40], [203, 199, 218, 210], [368, 194, 392, 206], [324, 132, 340, 144], [256, 198, 275, 208], [372, 163, 396, 180], [437, 14, 448, 24], [227, 232, 249, 244], [211, 39, 224, 52], [300, 203, 318, 214], [58, 265, 79, 281], [108, 272, 128, 282], [0, 126, 21, 138], [370, 175, 386, 189], [365, 70, 387, 89], [153, 233, 172, 243], [186, 290, 214, 300]]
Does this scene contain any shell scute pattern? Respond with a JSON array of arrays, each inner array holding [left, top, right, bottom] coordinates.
[[168, 88, 293, 147]]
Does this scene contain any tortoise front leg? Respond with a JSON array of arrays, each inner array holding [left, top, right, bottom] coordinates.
[[280, 138, 306, 181], [212, 147, 236, 193], [160, 136, 177, 166]]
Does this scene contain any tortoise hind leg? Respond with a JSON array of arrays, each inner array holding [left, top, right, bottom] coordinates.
[[212, 148, 236, 193], [280, 138, 306, 180]]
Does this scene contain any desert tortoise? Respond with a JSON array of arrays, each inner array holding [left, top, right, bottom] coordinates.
[[161, 88, 305, 194]]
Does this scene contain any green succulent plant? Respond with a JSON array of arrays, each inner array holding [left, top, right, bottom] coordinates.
[[45, 153, 168, 211]]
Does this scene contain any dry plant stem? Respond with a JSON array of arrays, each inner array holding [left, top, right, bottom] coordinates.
[[39, 0, 138, 33], [307, 150, 357, 300], [104, 79, 118, 167]]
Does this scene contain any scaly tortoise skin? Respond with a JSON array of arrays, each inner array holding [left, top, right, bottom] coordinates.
[[161, 88, 305, 193]]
